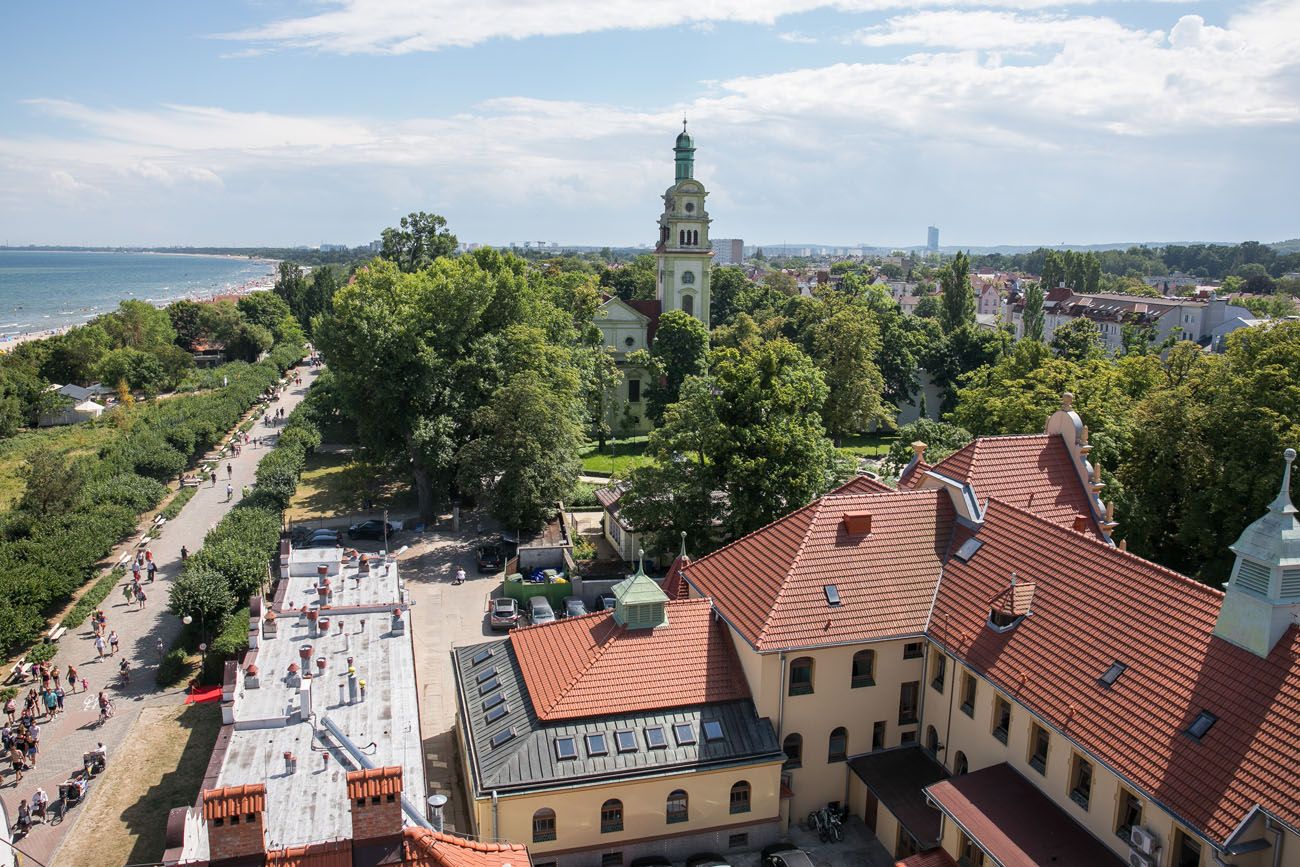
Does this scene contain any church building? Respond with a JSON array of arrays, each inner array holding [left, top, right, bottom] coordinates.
[[594, 124, 713, 434]]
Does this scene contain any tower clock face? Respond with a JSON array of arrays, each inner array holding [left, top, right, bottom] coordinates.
[[685, 202, 695, 213]]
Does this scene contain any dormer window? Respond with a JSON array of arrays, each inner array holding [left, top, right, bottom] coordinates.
[[987, 574, 1034, 632], [1186, 711, 1217, 741]]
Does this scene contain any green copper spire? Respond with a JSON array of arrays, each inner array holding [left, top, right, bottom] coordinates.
[[674, 118, 695, 181]]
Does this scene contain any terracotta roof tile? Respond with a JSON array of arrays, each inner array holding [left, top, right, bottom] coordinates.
[[931, 500, 1300, 844], [898, 459, 932, 489], [684, 489, 954, 651], [925, 764, 1123, 866], [830, 475, 894, 495], [923, 435, 1100, 535], [267, 839, 352, 867], [201, 783, 266, 820], [895, 849, 957, 867], [661, 554, 691, 600], [346, 765, 403, 800], [510, 598, 749, 720], [404, 826, 531, 866], [626, 299, 662, 345]]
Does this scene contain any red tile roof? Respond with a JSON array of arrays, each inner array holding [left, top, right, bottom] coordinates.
[[510, 598, 749, 720], [829, 474, 894, 495], [661, 554, 691, 600], [898, 459, 932, 489], [346, 765, 403, 800], [918, 435, 1100, 535], [201, 783, 266, 820], [925, 764, 1123, 867], [626, 299, 662, 345], [930, 499, 1300, 844], [404, 828, 531, 867], [683, 489, 954, 651], [267, 839, 353, 867], [895, 850, 957, 867]]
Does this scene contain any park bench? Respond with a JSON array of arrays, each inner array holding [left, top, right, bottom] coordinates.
[[45, 625, 67, 644], [5, 661, 24, 685]]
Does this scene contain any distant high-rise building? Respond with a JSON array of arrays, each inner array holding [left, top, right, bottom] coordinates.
[[927, 226, 939, 252], [714, 238, 744, 266]]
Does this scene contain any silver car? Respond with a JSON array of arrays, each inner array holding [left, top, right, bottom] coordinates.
[[527, 596, 556, 625]]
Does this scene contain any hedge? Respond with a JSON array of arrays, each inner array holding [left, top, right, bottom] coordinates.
[[62, 567, 126, 629], [159, 485, 198, 522], [157, 648, 194, 688]]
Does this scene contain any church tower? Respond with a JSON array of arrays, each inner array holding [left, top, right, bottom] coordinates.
[[655, 122, 713, 326]]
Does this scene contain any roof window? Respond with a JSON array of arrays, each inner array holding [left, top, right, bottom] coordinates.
[[824, 585, 841, 607], [554, 736, 577, 760], [615, 730, 638, 753], [490, 728, 516, 749], [485, 704, 509, 723], [645, 726, 668, 749], [475, 667, 498, 684], [673, 723, 697, 746], [1098, 661, 1127, 688], [1186, 711, 1218, 741], [954, 537, 983, 563], [478, 677, 500, 696], [483, 693, 505, 711], [702, 720, 725, 742], [586, 733, 608, 756], [471, 648, 493, 666]]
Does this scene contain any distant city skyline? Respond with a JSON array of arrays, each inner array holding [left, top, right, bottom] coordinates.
[[1, 1, 1296, 248]]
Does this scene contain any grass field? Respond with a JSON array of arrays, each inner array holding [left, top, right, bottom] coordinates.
[[836, 432, 899, 458], [56, 703, 221, 867], [0, 417, 126, 510], [579, 436, 653, 477], [286, 451, 416, 523]]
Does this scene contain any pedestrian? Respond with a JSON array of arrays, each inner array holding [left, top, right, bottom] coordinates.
[[15, 800, 29, 829], [3, 697, 14, 723], [94, 634, 106, 658], [180, 545, 189, 562], [54, 687, 64, 714], [109, 630, 119, 655], [241, 485, 249, 499], [9, 749, 23, 783], [136, 587, 147, 609], [66, 665, 77, 691], [211, 470, 218, 486], [123, 580, 135, 605], [226, 483, 233, 501], [31, 787, 47, 823], [51, 668, 59, 691], [453, 566, 466, 585], [80, 676, 88, 693], [145, 548, 153, 564], [147, 560, 157, 583], [42, 690, 55, 718], [227, 462, 232, 479], [155, 638, 165, 661], [136, 550, 145, 568], [25, 739, 36, 769]]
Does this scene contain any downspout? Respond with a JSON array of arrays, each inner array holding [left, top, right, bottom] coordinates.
[[1270, 819, 1283, 867], [492, 790, 500, 842], [777, 652, 788, 737], [942, 653, 957, 768]]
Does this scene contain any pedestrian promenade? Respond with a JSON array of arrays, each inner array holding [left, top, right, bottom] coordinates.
[[0, 363, 320, 866]]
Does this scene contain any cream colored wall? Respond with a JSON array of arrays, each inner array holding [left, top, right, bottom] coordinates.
[[475, 760, 783, 857], [726, 631, 925, 819], [924, 650, 1300, 867]]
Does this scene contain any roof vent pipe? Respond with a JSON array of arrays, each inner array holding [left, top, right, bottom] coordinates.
[[320, 714, 431, 829]]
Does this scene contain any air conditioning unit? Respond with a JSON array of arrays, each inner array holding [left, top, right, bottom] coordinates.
[[1130, 826, 1158, 855], [1128, 849, 1154, 867]]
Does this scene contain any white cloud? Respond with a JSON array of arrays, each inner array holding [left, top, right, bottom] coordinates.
[[851, 10, 1145, 50], [779, 31, 819, 44]]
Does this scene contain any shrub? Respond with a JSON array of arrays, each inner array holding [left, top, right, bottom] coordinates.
[[160, 485, 198, 521], [26, 643, 57, 665], [62, 567, 126, 629], [80, 474, 168, 512], [201, 607, 250, 684], [168, 563, 236, 633], [157, 648, 194, 688]]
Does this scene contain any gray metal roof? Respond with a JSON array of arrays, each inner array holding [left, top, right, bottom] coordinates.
[[454, 639, 783, 795]]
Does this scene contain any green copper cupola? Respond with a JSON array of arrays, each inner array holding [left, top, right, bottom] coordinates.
[[674, 119, 695, 181], [612, 549, 669, 629]]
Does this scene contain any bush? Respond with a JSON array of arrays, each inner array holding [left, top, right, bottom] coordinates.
[[62, 567, 126, 629], [26, 643, 57, 665], [168, 563, 236, 633], [160, 485, 198, 521], [80, 474, 168, 512], [157, 648, 194, 688], [567, 482, 600, 508], [201, 607, 250, 684], [882, 419, 974, 476]]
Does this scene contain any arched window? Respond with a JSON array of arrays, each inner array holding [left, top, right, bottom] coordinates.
[[682, 295, 694, 317], [692, 230, 699, 245], [852, 650, 875, 688], [532, 808, 556, 843], [925, 725, 939, 757], [789, 657, 814, 696], [953, 751, 969, 776], [783, 733, 802, 769], [600, 799, 623, 833], [828, 727, 848, 763], [679, 229, 685, 245], [729, 781, 751, 814], [666, 789, 689, 824]]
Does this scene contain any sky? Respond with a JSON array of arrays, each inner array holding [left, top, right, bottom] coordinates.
[[1, 0, 1297, 249]]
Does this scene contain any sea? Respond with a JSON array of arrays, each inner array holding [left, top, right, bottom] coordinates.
[[0, 250, 277, 339]]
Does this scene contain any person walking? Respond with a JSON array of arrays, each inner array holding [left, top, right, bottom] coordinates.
[[31, 787, 47, 824], [180, 544, 189, 562], [43, 690, 56, 718], [147, 559, 157, 583], [66, 665, 77, 692], [9, 748, 24, 784], [98, 691, 111, 721], [135, 586, 147, 610], [130, 561, 141, 584], [227, 462, 233, 479], [54, 687, 64, 715], [123, 579, 135, 605], [210, 470, 218, 487], [94, 633, 106, 658], [80, 676, 88, 694], [51, 667, 59, 691], [226, 483, 233, 502], [4, 696, 15, 723], [156, 638, 165, 661], [108, 630, 120, 655]]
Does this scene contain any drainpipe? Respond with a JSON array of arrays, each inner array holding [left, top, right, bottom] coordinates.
[[942, 653, 958, 768], [492, 790, 500, 842], [777, 653, 788, 737], [1270, 819, 1284, 867]]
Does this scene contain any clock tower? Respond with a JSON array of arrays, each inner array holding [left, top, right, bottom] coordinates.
[[655, 122, 713, 326]]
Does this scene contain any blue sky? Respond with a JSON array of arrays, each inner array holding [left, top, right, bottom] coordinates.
[[1, 0, 1296, 248]]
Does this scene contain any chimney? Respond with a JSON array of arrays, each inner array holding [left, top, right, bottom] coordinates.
[[910, 441, 927, 462], [1072, 514, 1090, 533], [347, 766, 404, 843], [201, 784, 267, 864], [842, 512, 872, 535]]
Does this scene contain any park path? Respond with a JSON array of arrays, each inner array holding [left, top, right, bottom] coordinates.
[[0, 363, 321, 867]]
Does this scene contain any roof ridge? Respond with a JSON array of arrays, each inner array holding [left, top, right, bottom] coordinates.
[[683, 496, 821, 578], [758, 496, 829, 645]]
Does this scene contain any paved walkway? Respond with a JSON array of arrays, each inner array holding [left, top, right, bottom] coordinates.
[[0, 363, 320, 866]]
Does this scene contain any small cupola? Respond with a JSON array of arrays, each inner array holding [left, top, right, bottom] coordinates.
[[612, 549, 670, 630], [1214, 448, 1300, 657], [987, 572, 1035, 632]]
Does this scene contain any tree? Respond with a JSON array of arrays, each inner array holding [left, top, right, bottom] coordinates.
[[237, 292, 293, 334], [97, 348, 167, 395], [168, 563, 237, 633], [1039, 251, 1064, 291], [599, 254, 656, 302], [642, 310, 709, 424], [939, 251, 974, 333], [1050, 317, 1104, 362], [40, 325, 109, 384], [882, 419, 973, 475], [809, 306, 889, 443], [96, 300, 177, 352], [380, 211, 458, 273], [710, 265, 751, 327], [1082, 252, 1102, 293], [18, 447, 84, 518], [1022, 282, 1045, 342], [913, 294, 942, 320], [167, 300, 207, 351]]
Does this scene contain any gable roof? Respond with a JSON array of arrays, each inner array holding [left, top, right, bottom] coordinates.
[[930, 499, 1300, 845], [915, 435, 1100, 535], [201, 783, 266, 820], [403, 827, 531, 867], [661, 554, 691, 600], [683, 489, 955, 651], [510, 598, 749, 721], [626, 299, 662, 345]]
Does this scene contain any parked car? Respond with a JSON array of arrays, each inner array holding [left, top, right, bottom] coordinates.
[[476, 543, 504, 573], [597, 593, 616, 611], [488, 597, 521, 631], [562, 596, 588, 618], [301, 529, 340, 548], [629, 858, 673, 867], [526, 596, 556, 625], [347, 519, 398, 541], [686, 853, 730, 866], [761, 844, 815, 867]]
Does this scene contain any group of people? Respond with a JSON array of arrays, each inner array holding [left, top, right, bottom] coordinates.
[[4, 709, 43, 782]]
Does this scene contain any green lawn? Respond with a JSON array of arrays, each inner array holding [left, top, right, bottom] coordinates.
[[836, 431, 899, 459], [0, 416, 127, 510], [580, 436, 653, 477], [286, 451, 416, 522]]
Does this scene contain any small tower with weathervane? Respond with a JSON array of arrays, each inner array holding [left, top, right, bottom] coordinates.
[[655, 121, 713, 326]]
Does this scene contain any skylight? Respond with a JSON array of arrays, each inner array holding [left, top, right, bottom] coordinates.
[[824, 585, 841, 607], [483, 693, 505, 711], [702, 720, 725, 742], [1187, 711, 1218, 741], [490, 728, 516, 748], [645, 726, 668, 749], [471, 648, 493, 666], [478, 678, 500, 696], [586, 733, 608, 756], [475, 667, 497, 684], [615, 730, 638, 753], [485, 704, 509, 723], [673, 723, 697, 746], [554, 736, 577, 760], [954, 537, 984, 563], [1098, 661, 1127, 688]]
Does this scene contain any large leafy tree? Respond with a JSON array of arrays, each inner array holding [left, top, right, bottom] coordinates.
[[380, 211, 458, 273], [598, 254, 657, 302], [1022, 282, 1045, 342], [809, 305, 889, 443], [1050, 317, 1104, 362], [96, 299, 177, 352], [709, 265, 751, 328], [939, 251, 974, 333], [640, 310, 709, 425]]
